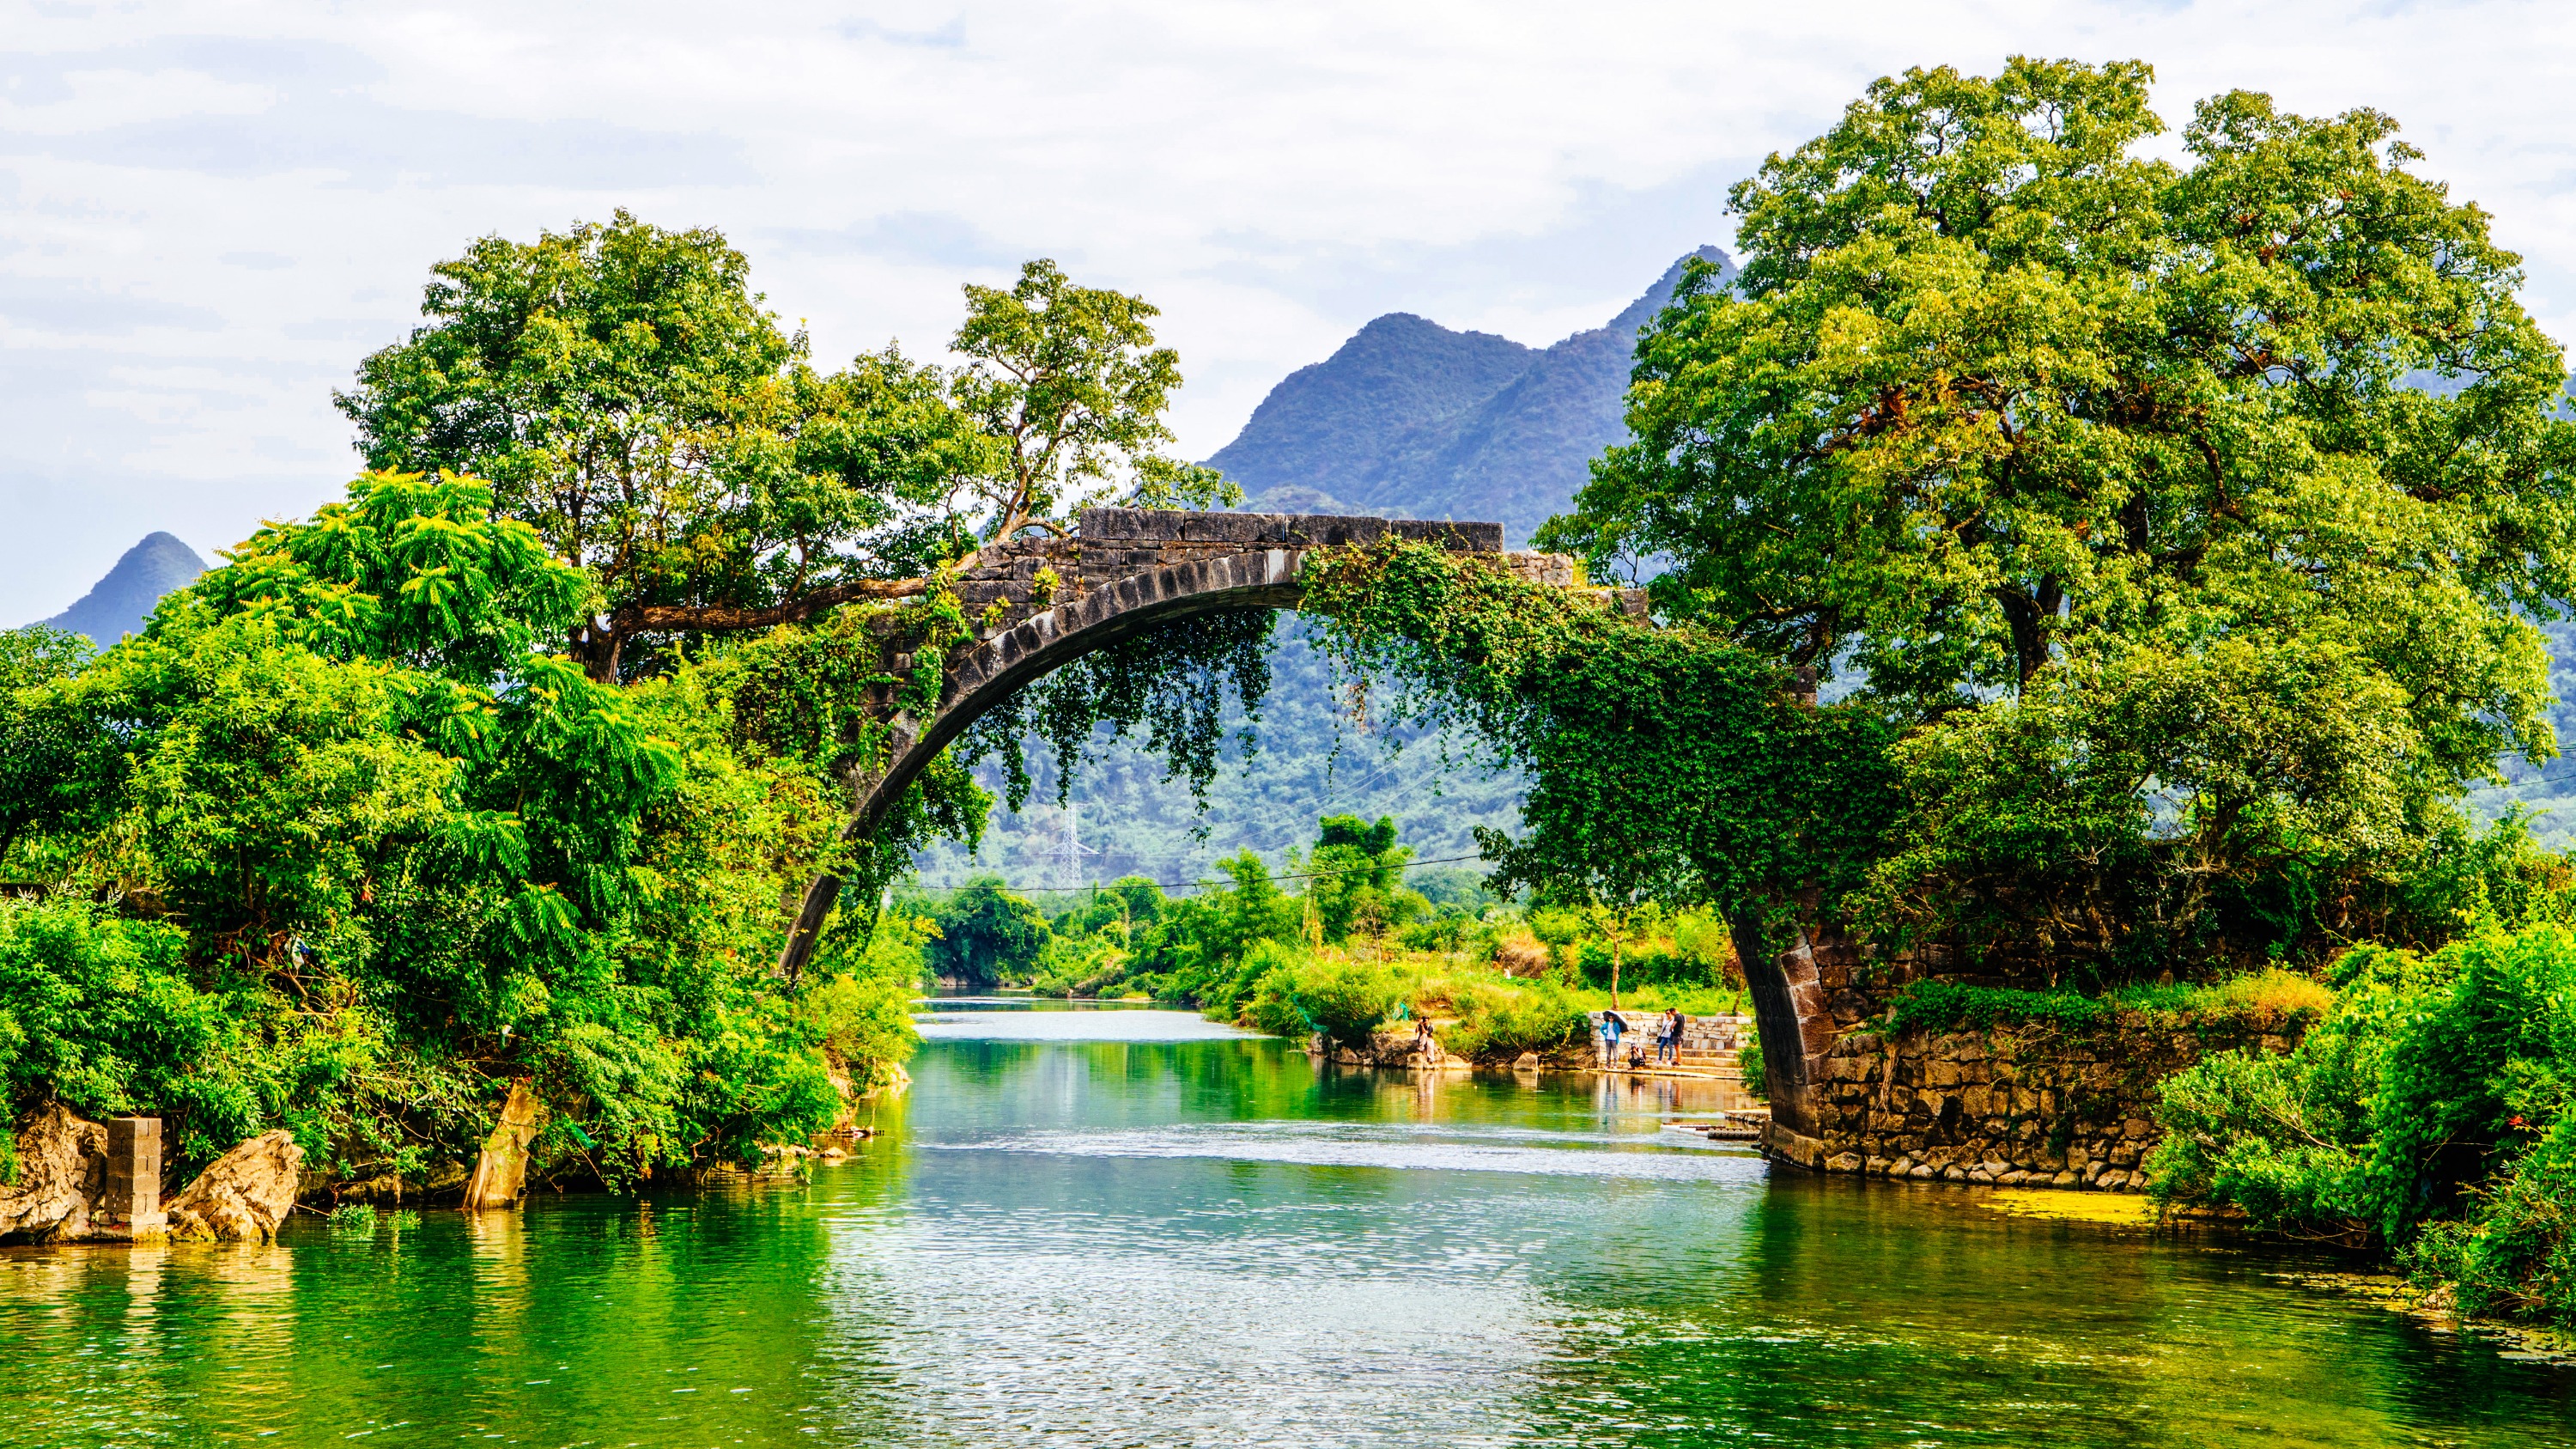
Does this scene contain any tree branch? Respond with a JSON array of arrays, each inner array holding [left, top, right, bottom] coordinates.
[[620, 576, 929, 634]]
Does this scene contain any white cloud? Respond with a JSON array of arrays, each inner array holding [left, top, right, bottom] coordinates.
[[5, 0, 2576, 620]]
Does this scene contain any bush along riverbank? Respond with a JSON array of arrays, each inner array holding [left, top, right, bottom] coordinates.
[[2148, 925, 2576, 1336], [0, 475, 926, 1217]]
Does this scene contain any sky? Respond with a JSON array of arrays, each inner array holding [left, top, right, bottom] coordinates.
[[6, 0, 2576, 624]]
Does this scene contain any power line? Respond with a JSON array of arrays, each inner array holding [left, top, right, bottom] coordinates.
[[910, 849, 1497, 896]]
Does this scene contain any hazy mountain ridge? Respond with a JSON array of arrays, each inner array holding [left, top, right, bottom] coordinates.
[[34, 532, 206, 647], [1206, 246, 1733, 545]]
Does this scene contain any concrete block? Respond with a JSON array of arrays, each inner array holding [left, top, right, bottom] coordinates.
[[101, 1116, 164, 1239]]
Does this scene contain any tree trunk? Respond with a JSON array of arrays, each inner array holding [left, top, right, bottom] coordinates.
[[462, 1080, 541, 1210]]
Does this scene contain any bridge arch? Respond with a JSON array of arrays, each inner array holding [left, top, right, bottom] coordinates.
[[773, 505, 1844, 1152], [775, 508, 1515, 979]]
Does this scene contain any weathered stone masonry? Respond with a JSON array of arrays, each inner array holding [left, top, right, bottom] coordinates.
[[1759, 1018, 2302, 1191]]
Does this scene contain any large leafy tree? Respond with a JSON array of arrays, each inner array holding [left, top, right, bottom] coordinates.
[[339, 222, 1232, 680], [1543, 59, 2576, 966], [925, 877, 1050, 987], [337, 210, 996, 679], [0, 472, 898, 1178], [950, 258, 1234, 542]]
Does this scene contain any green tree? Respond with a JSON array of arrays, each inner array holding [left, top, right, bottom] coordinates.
[[337, 210, 995, 679], [1304, 813, 1422, 943], [0, 627, 97, 870], [0, 472, 870, 1180], [190, 470, 586, 684], [1544, 58, 2576, 966], [950, 258, 1237, 546], [927, 877, 1051, 987]]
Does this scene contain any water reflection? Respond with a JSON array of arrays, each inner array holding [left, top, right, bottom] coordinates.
[[1, 1023, 2569, 1447]]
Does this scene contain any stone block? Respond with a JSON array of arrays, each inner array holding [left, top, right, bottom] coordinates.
[[1826, 1152, 1863, 1173], [1179, 512, 1288, 544], [1076, 506, 1179, 540], [1506, 552, 1578, 587], [100, 1116, 163, 1238]]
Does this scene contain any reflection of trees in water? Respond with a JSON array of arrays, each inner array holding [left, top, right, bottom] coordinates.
[[1506, 1173, 2576, 1447]]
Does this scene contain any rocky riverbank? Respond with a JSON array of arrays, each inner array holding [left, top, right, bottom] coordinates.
[[0, 1105, 301, 1242]]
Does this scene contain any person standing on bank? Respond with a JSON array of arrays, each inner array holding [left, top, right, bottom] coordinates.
[[1658, 1008, 1682, 1067], [1599, 1010, 1628, 1068]]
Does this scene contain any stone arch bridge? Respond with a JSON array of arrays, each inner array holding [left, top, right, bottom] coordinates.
[[774, 506, 1591, 979], [773, 505, 1879, 1154]]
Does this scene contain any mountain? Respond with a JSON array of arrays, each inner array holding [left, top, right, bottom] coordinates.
[[37, 533, 206, 646], [1206, 246, 1734, 545]]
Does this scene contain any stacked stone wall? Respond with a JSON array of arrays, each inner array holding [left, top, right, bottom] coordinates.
[[1760, 1019, 2301, 1192]]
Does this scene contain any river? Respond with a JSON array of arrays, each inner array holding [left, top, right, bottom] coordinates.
[[3, 1002, 2571, 1447]]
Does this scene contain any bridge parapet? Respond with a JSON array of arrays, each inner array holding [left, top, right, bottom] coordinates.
[[936, 508, 1513, 638]]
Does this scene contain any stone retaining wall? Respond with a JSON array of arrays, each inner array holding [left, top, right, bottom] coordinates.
[[1759, 1018, 2300, 1192]]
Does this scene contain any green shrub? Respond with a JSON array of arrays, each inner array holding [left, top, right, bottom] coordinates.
[[327, 1202, 378, 1231], [2147, 927, 2576, 1327], [2407, 1118, 2576, 1328], [1297, 960, 1396, 1049], [1237, 949, 1394, 1048], [1438, 981, 1589, 1066], [1889, 982, 2112, 1035], [0, 895, 273, 1161], [1737, 1023, 1766, 1101], [1239, 942, 1316, 1039]]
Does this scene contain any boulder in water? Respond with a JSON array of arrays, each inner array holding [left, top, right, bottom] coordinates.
[[0, 1104, 107, 1241], [167, 1130, 302, 1241]]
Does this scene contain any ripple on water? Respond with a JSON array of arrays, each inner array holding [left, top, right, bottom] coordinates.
[[929, 1118, 1773, 1184]]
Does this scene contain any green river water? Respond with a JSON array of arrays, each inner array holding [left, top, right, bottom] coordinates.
[[3, 1002, 2573, 1447]]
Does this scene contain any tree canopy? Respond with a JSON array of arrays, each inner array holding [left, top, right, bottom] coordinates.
[[0, 472, 918, 1179], [340, 216, 1229, 680], [1531, 59, 2576, 970]]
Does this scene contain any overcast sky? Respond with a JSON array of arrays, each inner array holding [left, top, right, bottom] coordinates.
[[6, 0, 2574, 624]]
